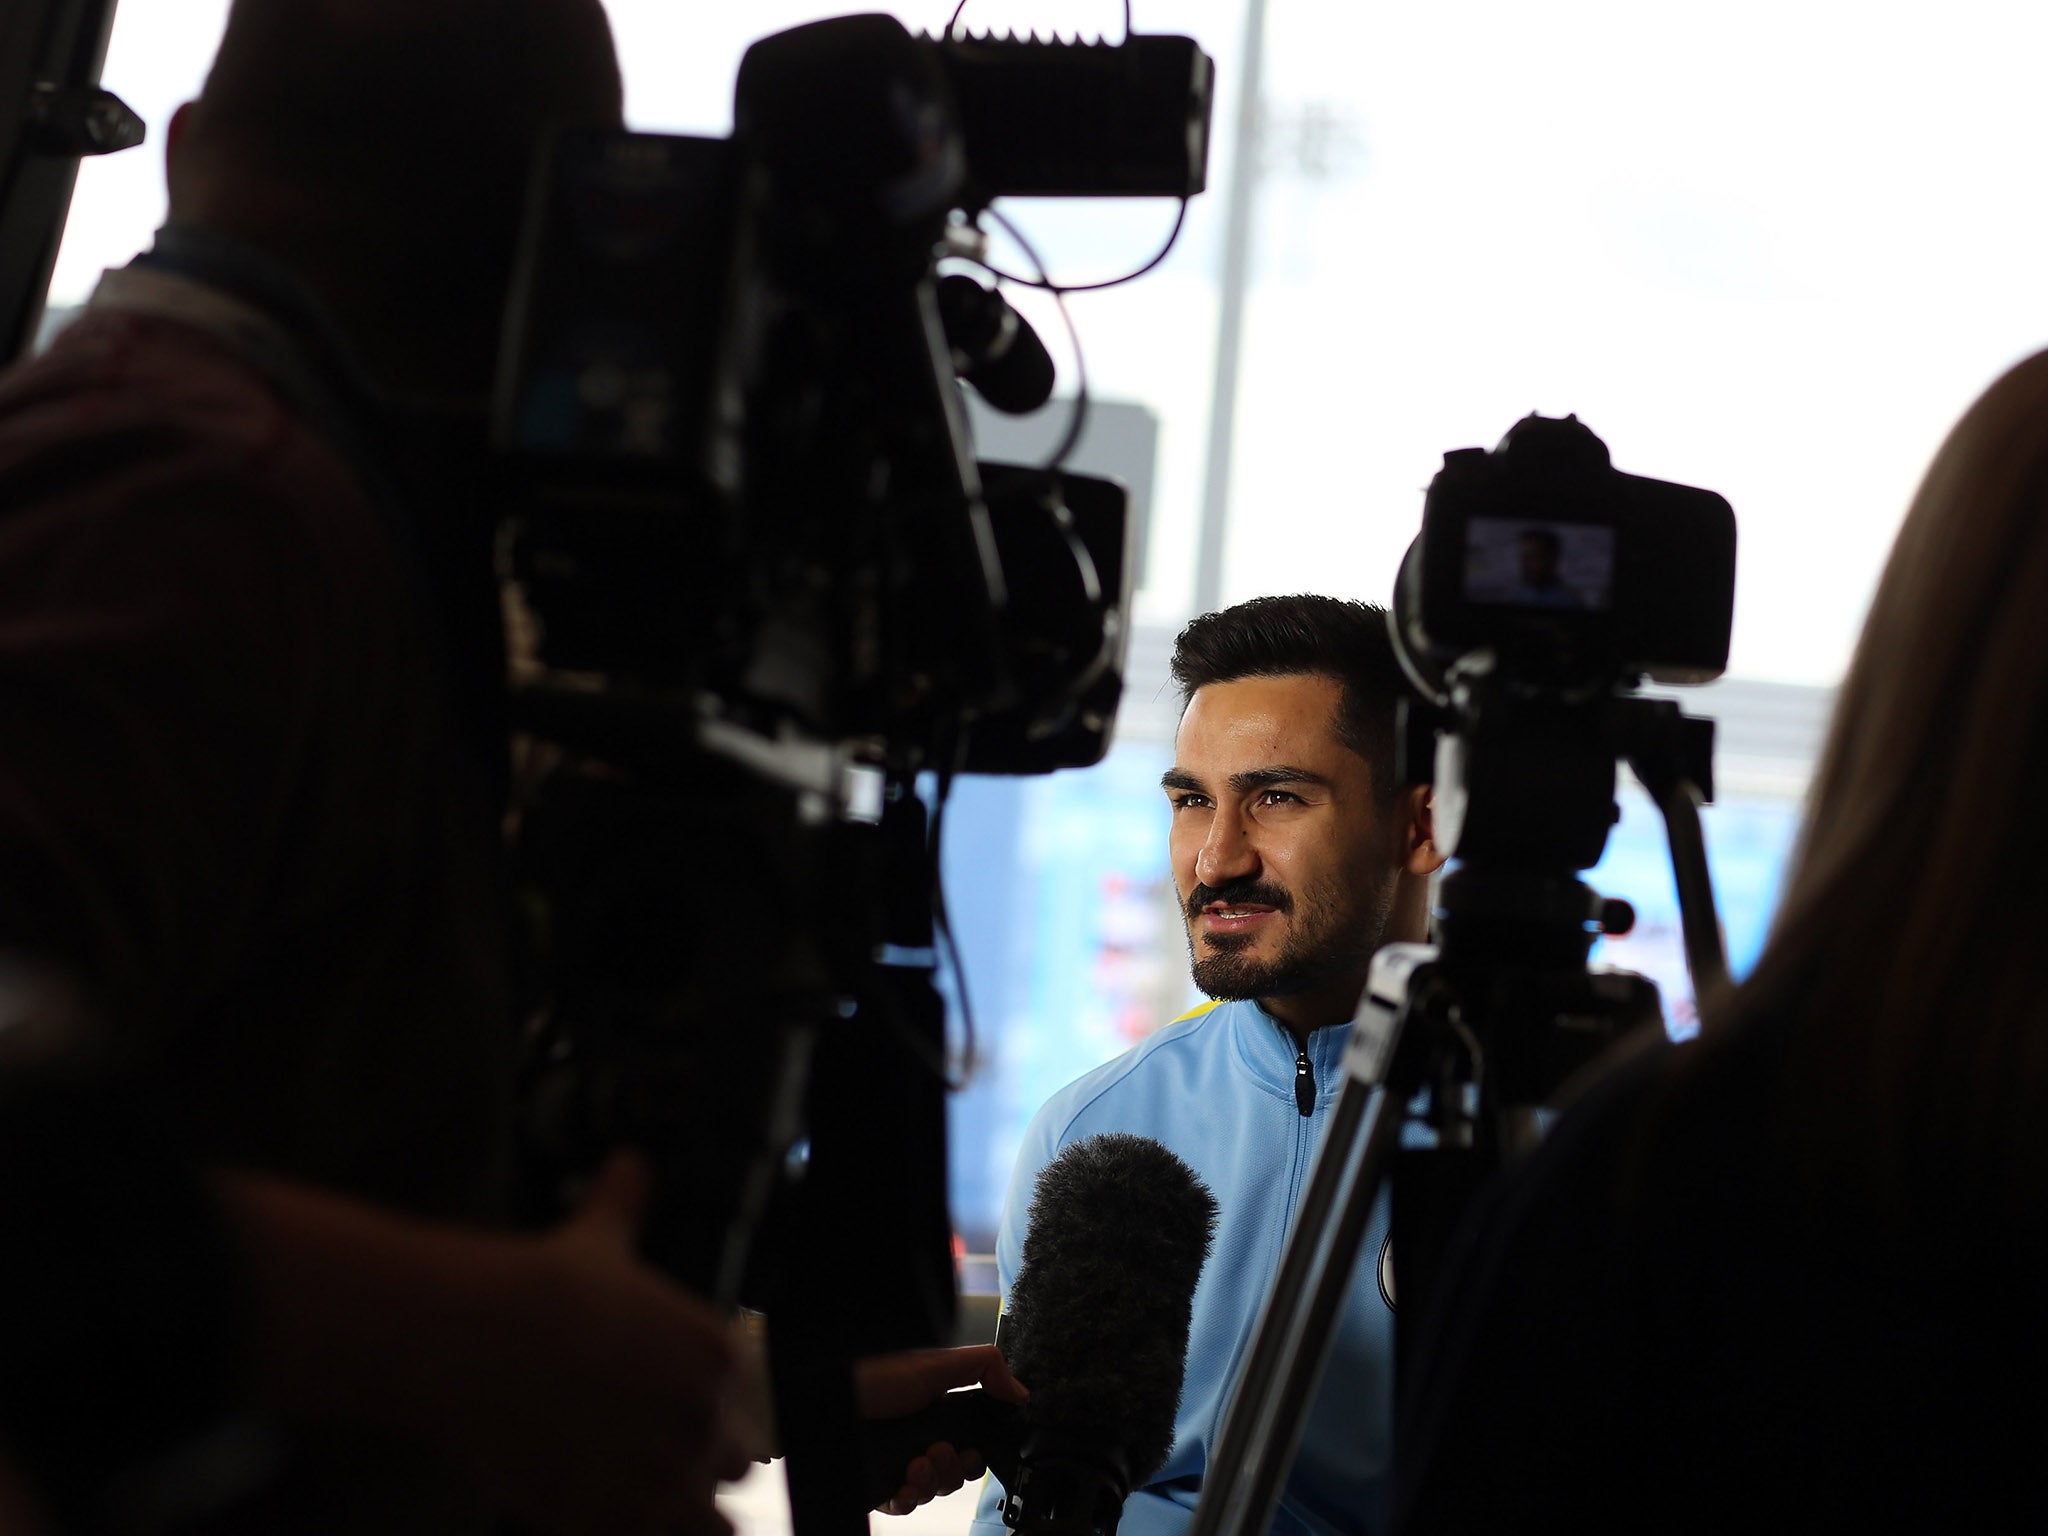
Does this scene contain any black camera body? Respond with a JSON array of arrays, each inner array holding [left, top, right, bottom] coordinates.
[[1391, 414, 1734, 876], [1398, 414, 1735, 698], [493, 16, 1211, 775]]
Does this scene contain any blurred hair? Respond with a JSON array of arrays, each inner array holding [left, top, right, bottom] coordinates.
[[1169, 595, 1409, 801], [1716, 347, 2048, 1215], [170, 0, 623, 390]]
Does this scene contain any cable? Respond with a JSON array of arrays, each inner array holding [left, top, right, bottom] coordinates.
[[928, 760, 978, 1089], [947, 0, 1136, 39], [939, 10, 1196, 469], [975, 197, 1190, 293], [966, 198, 1193, 466], [978, 203, 1089, 470]]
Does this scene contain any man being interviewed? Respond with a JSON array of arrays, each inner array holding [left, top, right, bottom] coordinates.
[[972, 595, 1444, 1536]]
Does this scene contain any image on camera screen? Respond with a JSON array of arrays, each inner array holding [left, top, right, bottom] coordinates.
[[1463, 516, 1614, 613]]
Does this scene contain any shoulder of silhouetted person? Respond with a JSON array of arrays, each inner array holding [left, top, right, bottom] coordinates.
[[1394, 1005, 2048, 1533]]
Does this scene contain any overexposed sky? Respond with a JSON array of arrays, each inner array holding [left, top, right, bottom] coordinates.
[[52, 0, 2048, 686]]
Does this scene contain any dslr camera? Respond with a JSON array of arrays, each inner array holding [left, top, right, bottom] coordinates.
[[1393, 413, 1736, 872]]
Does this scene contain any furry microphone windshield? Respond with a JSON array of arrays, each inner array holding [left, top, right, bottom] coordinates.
[[1002, 1131, 1220, 1485]]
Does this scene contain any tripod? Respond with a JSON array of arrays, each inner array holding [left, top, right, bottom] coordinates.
[[1186, 691, 1728, 1536]]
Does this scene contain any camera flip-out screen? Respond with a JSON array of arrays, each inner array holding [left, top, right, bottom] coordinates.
[[1401, 416, 1735, 687], [1463, 516, 1615, 614]]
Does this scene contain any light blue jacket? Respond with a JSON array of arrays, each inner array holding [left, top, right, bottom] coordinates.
[[970, 998, 1393, 1536]]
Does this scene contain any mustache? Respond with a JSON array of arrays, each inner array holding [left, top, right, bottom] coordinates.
[[1186, 879, 1292, 920]]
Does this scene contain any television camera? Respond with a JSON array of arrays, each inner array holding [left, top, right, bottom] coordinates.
[[489, 15, 1213, 1533]]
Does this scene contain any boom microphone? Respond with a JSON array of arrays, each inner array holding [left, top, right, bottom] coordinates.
[[862, 1133, 1217, 1534]]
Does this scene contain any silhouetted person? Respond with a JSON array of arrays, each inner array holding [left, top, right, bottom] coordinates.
[[0, 4, 730, 1531], [1394, 351, 2048, 1532]]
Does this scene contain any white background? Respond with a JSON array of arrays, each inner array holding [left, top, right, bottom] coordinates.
[[53, 0, 2048, 685]]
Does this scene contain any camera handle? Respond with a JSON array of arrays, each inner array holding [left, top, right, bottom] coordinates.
[[1619, 698, 1729, 1003]]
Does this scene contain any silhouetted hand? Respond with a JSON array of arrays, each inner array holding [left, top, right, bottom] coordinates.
[[857, 1345, 1028, 1516], [226, 1151, 749, 1536]]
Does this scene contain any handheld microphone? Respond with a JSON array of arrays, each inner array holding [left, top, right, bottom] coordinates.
[[861, 1133, 1217, 1534]]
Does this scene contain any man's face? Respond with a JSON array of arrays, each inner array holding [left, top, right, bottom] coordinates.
[[1520, 533, 1561, 587], [1163, 673, 1400, 1020]]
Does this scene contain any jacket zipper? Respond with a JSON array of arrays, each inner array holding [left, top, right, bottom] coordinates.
[[1294, 1041, 1314, 1117]]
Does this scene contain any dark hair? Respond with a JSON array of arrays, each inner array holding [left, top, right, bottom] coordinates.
[[1168, 595, 1410, 800], [172, 0, 623, 390], [1719, 346, 2048, 1218]]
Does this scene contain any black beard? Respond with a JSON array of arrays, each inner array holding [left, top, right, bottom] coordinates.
[[1184, 870, 1394, 1003], [1190, 932, 1375, 1001]]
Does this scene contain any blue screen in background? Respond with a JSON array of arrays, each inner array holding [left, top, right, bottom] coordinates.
[[1589, 785, 1799, 1037], [938, 743, 1180, 1250]]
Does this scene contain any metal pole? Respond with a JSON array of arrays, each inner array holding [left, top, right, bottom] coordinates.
[[1190, 0, 1268, 617], [0, 0, 131, 362]]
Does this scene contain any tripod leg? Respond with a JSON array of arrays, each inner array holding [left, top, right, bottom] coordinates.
[[1623, 713, 1728, 1007], [1655, 778, 1728, 1004]]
